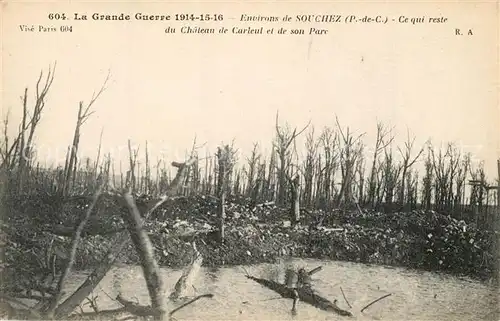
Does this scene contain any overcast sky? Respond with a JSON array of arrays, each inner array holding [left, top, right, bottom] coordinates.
[[2, 1, 498, 180]]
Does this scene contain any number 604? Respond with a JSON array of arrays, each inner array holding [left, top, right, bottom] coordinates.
[[48, 13, 67, 20], [60, 26, 73, 32]]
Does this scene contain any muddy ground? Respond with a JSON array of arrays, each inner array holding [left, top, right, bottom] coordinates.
[[1, 193, 497, 295]]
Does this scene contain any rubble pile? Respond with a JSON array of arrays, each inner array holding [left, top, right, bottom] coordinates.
[[2, 193, 496, 289]]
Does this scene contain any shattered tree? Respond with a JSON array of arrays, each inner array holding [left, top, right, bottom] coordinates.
[[61, 72, 110, 197], [274, 111, 310, 206], [216, 144, 236, 243], [0, 155, 213, 320]]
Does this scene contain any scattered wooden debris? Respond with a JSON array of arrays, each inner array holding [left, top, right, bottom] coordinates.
[[340, 286, 352, 308], [169, 242, 203, 302], [245, 272, 352, 317], [360, 293, 392, 313]]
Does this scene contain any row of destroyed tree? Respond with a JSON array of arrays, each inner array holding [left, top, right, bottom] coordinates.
[[1, 156, 395, 320], [1, 156, 216, 320], [1, 65, 498, 233], [0, 65, 497, 318]]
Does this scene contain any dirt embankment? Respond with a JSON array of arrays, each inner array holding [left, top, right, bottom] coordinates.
[[2, 193, 497, 295]]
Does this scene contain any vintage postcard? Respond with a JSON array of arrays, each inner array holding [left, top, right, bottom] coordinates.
[[0, 1, 498, 320]]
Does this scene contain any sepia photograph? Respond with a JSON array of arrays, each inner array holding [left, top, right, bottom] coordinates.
[[0, 1, 499, 320]]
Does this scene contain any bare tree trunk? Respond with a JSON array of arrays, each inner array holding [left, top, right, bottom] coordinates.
[[274, 111, 310, 205], [206, 155, 213, 195], [290, 175, 300, 225], [16, 88, 29, 193], [422, 148, 433, 210], [246, 143, 260, 197], [216, 145, 236, 243], [219, 191, 226, 242], [145, 141, 150, 195], [44, 185, 103, 318], [266, 153, 276, 201], [334, 117, 363, 208], [217, 147, 226, 243], [278, 151, 287, 205], [314, 155, 323, 208], [397, 130, 424, 209], [62, 73, 109, 196], [122, 193, 167, 321], [54, 157, 195, 318], [497, 159, 500, 213], [62, 103, 83, 196]]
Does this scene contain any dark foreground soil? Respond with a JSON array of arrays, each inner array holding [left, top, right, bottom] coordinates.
[[1, 193, 498, 294]]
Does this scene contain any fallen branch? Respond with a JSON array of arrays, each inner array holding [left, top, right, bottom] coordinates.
[[169, 242, 203, 302], [360, 293, 392, 313], [84, 295, 99, 313], [340, 286, 352, 309], [66, 307, 129, 320], [168, 293, 214, 317], [122, 192, 167, 320], [54, 156, 196, 318], [116, 315, 138, 321], [246, 275, 352, 317], [3, 292, 50, 303], [307, 266, 322, 276], [46, 184, 103, 317], [116, 294, 161, 317], [260, 297, 287, 302], [241, 267, 251, 277], [144, 158, 198, 214], [65, 292, 214, 320]]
